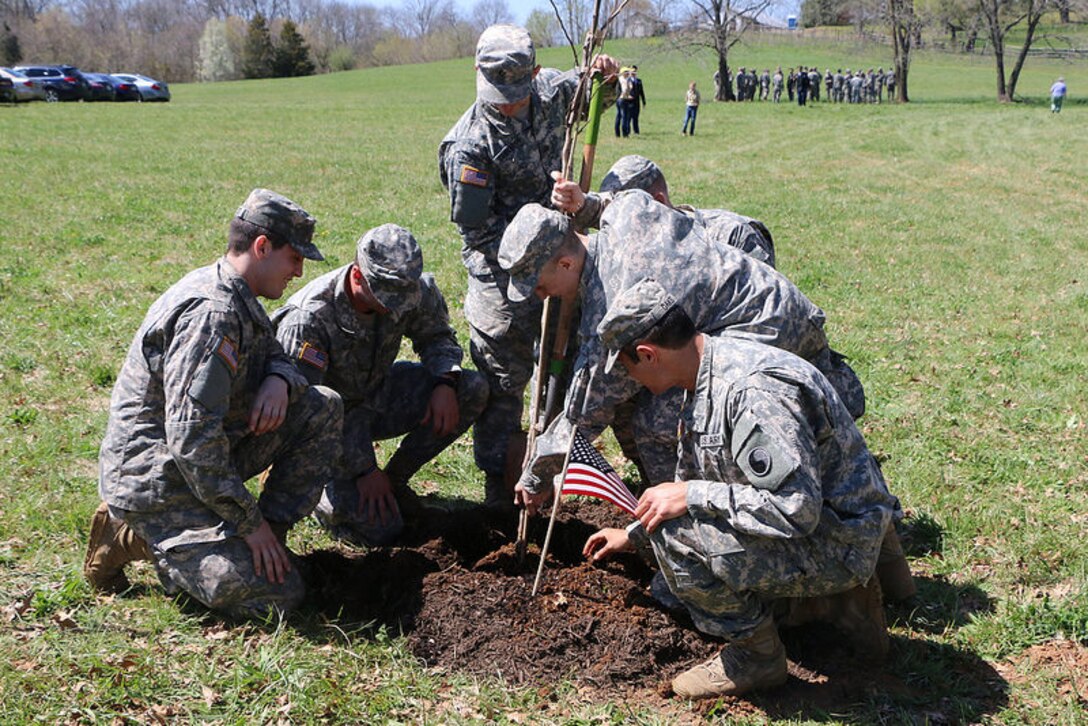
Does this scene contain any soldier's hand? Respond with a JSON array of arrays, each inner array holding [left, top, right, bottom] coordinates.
[[592, 54, 620, 82], [249, 375, 289, 435], [550, 171, 586, 214], [422, 384, 459, 437], [635, 482, 689, 534], [514, 479, 551, 516], [357, 468, 397, 527], [583, 527, 633, 562], [245, 520, 291, 585]]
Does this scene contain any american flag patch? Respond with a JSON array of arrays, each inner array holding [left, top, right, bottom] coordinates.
[[298, 342, 328, 371], [459, 165, 490, 188], [215, 336, 239, 374]]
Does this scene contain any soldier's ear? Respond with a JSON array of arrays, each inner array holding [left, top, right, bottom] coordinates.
[[635, 343, 658, 366], [252, 235, 272, 260]]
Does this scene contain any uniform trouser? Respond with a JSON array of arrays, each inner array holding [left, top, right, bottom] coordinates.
[[314, 362, 489, 546], [635, 514, 871, 641], [465, 273, 542, 478], [118, 385, 343, 620]]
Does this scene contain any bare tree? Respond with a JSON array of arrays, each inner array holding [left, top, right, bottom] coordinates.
[[887, 0, 921, 101], [526, 7, 560, 46], [675, 0, 774, 101], [550, 0, 593, 45], [471, 0, 512, 30], [978, 0, 1049, 101]]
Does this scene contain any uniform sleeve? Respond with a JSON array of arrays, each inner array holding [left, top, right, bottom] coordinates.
[[405, 277, 463, 377], [684, 382, 824, 540], [443, 142, 497, 233], [571, 191, 614, 231], [162, 305, 263, 536], [274, 306, 331, 388]]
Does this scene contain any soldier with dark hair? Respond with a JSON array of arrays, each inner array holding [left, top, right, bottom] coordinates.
[[85, 189, 342, 620], [584, 279, 899, 699]]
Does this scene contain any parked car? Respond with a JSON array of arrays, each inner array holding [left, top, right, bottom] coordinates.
[[82, 72, 117, 101], [0, 67, 46, 102], [13, 65, 86, 101], [98, 73, 141, 102], [110, 73, 170, 102]]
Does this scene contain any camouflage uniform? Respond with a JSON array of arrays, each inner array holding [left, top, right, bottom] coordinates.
[[438, 25, 604, 479], [98, 190, 342, 619], [274, 225, 488, 545], [501, 192, 864, 493], [584, 155, 776, 269], [598, 282, 898, 641]]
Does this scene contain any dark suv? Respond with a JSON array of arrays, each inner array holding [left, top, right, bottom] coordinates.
[[13, 65, 87, 101]]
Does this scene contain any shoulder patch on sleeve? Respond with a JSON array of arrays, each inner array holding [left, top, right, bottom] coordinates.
[[298, 342, 329, 371], [731, 412, 798, 492], [459, 165, 490, 188], [215, 335, 239, 374]]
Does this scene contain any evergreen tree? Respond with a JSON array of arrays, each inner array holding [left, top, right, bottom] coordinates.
[[2, 23, 23, 66], [273, 20, 315, 77], [242, 13, 274, 79], [197, 18, 236, 82]]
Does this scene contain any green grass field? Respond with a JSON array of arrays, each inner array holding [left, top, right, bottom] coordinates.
[[1, 36, 1087, 723]]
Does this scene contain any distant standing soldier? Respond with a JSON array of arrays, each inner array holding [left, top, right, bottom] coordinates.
[[273, 225, 491, 544], [850, 71, 864, 104], [628, 65, 647, 134], [787, 68, 796, 102], [84, 189, 342, 620], [796, 66, 808, 106], [833, 68, 844, 102], [876, 67, 886, 102], [1050, 76, 1066, 113], [759, 68, 770, 101], [808, 67, 821, 101], [824, 68, 833, 100], [885, 69, 896, 102], [438, 24, 617, 506], [735, 67, 747, 101]]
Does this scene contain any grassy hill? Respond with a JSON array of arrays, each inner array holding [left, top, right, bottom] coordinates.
[[1, 35, 1086, 723]]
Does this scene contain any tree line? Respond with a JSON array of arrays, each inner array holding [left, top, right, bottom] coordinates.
[[1, 0, 1080, 101]]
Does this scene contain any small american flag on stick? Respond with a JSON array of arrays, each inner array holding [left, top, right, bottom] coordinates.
[[562, 429, 640, 517]]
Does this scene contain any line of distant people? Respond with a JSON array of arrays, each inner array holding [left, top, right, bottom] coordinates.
[[715, 67, 897, 106]]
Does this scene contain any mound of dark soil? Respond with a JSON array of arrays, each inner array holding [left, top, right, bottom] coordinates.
[[301, 499, 1010, 719]]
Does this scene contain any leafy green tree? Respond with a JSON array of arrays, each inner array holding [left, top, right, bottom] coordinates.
[[242, 12, 274, 79], [273, 19, 315, 77]]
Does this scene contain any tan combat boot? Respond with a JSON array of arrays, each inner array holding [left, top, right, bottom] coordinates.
[[671, 616, 787, 699], [876, 525, 917, 603], [83, 502, 152, 592], [829, 578, 889, 661]]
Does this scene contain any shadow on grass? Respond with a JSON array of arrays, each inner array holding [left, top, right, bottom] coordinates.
[[736, 631, 1009, 724]]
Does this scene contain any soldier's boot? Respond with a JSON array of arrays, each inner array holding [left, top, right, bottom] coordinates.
[[484, 472, 514, 511], [83, 502, 152, 593], [829, 578, 889, 662], [875, 526, 916, 603], [671, 616, 787, 699]]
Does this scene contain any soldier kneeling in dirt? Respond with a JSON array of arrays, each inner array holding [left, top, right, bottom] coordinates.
[[273, 224, 489, 546], [583, 280, 900, 699], [85, 189, 342, 620]]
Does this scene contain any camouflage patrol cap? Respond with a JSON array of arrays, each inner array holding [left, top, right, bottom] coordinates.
[[235, 188, 322, 261], [599, 155, 664, 194], [598, 278, 678, 372], [355, 223, 423, 311], [498, 203, 571, 304], [475, 24, 536, 104]]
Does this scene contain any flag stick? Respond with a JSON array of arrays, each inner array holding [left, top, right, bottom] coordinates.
[[531, 426, 579, 596], [516, 296, 555, 562]]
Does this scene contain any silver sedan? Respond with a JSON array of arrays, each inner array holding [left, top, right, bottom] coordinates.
[[110, 73, 170, 102], [0, 67, 46, 102]]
